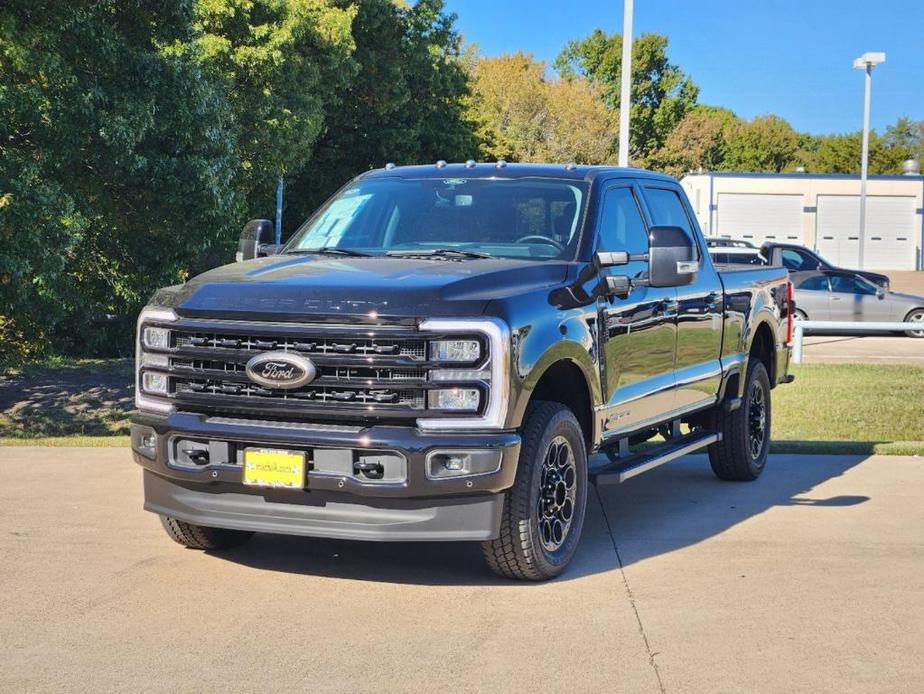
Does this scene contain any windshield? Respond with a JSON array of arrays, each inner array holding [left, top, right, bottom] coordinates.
[[286, 177, 588, 261]]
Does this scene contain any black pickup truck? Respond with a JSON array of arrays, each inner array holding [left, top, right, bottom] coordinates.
[[132, 163, 793, 580]]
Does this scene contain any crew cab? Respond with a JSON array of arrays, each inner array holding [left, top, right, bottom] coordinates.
[[132, 163, 793, 580]]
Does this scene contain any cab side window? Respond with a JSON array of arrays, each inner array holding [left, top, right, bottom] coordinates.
[[597, 187, 649, 254], [781, 249, 815, 271], [644, 187, 700, 259]]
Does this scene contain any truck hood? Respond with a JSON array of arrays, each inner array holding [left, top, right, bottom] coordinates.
[[166, 255, 571, 321]]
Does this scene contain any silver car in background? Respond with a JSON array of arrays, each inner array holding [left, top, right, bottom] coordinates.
[[792, 271, 924, 337]]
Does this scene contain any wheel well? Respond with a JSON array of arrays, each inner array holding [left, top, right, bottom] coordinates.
[[750, 322, 775, 384], [904, 307, 924, 320], [529, 361, 593, 447]]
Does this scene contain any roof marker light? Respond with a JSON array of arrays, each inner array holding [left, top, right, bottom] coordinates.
[[435, 160, 448, 169]]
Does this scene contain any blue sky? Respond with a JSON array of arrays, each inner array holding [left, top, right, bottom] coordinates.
[[444, 0, 924, 135]]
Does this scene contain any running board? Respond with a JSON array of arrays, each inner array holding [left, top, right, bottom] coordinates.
[[591, 430, 721, 486]]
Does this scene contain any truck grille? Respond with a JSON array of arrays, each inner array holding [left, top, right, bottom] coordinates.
[[140, 318, 486, 422]]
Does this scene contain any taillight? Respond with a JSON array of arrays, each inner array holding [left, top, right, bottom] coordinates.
[[785, 281, 794, 345]]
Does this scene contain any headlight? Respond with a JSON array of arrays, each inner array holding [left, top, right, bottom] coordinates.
[[142, 326, 170, 350], [136, 307, 177, 413], [427, 387, 480, 411], [429, 339, 481, 363], [142, 371, 169, 395], [417, 319, 510, 431]]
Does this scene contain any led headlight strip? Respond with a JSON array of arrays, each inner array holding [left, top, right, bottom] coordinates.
[[418, 318, 511, 431], [135, 307, 177, 414]]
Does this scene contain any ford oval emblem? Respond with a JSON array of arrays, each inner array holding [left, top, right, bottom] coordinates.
[[245, 352, 316, 390]]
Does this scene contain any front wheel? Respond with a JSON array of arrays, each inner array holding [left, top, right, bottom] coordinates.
[[160, 516, 254, 550], [481, 402, 588, 581], [708, 360, 771, 481], [904, 309, 924, 338]]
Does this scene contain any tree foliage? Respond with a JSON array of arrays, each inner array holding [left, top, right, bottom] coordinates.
[[288, 0, 476, 223], [465, 52, 618, 164], [721, 115, 800, 173], [1, 0, 242, 361], [555, 31, 698, 160]]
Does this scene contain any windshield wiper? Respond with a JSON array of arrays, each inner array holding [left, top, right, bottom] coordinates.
[[385, 248, 493, 260], [286, 247, 372, 257]]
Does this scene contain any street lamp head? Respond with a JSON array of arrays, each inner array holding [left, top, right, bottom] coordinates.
[[853, 52, 886, 69]]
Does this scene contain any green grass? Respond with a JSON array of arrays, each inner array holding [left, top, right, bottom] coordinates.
[[772, 363, 924, 454], [1, 361, 922, 455]]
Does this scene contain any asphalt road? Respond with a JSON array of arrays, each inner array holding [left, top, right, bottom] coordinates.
[[2, 447, 923, 693]]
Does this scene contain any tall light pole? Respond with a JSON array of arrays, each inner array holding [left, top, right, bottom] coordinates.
[[853, 51, 885, 270], [617, 0, 634, 167]]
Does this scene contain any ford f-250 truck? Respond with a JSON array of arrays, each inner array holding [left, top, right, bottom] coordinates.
[[132, 163, 793, 580]]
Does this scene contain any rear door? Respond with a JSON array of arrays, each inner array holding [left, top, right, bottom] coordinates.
[[642, 184, 724, 412], [793, 274, 832, 320], [596, 182, 678, 436]]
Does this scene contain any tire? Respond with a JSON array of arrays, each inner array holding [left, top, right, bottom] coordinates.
[[481, 402, 588, 581], [708, 360, 771, 481], [904, 308, 924, 338], [793, 309, 808, 322], [160, 516, 254, 550]]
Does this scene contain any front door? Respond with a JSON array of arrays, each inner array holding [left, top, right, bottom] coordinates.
[[642, 185, 724, 412], [597, 184, 678, 437], [828, 273, 890, 322]]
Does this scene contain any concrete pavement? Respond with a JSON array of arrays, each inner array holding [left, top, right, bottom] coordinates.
[[2, 447, 923, 693], [801, 335, 924, 365]]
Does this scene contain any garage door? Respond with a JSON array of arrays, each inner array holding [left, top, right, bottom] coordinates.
[[816, 196, 917, 270], [715, 193, 803, 245]]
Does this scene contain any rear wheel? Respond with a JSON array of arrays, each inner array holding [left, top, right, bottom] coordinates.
[[481, 402, 587, 581], [793, 309, 808, 322], [904, 309, 924, 338], [160, 516, 254, 550], [708, 360, 771, 481]]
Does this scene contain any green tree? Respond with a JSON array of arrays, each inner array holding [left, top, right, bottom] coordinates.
[[554, 31, 699, 160], [809, 120, 922, 175], [0, 0, 242, 361], [648, 105, 740, 176], [288, 0, 476, 224], [170, 0, 357, 218], [465, 52, 618, 164], [723, 115, 800, 172]]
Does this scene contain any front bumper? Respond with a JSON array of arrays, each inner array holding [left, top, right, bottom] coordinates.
[[131, 412, 521, 541]]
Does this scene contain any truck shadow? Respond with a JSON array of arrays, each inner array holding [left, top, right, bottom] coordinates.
[[209, 453, 870, 585]]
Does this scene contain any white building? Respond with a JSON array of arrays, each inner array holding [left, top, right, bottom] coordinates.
[[681, 172, 924, 270]]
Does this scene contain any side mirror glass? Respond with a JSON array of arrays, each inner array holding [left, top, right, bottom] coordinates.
[[648, 225, 697, 288], [237, 219, 278, 262]]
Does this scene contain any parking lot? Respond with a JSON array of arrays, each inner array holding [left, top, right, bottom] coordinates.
[[3, 447, 922, 693]]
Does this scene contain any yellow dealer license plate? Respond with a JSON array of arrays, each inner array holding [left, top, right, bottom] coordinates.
[[243, 449, 306, 489]]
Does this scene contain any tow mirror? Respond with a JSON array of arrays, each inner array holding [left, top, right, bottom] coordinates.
[[648, 225, 697, 288], [237, 219, 279, 262]]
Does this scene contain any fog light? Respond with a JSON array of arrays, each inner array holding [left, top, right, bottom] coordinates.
[[426, 450, 503, 479], [142, 326, 170, 350], [142, 371, 169, 395], [443, 455, 466, 472], [131, 425, 157, 459], [428, 387, 479, 411], [429, 339, 480, 362]]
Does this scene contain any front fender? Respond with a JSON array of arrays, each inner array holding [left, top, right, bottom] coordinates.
[[506, 313, 602, 430]]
